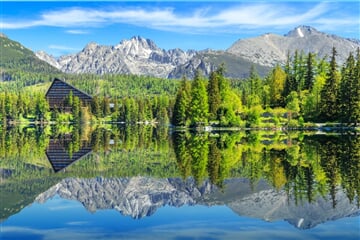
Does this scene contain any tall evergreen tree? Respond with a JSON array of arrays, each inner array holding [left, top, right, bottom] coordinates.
[[267, 65, 286, 107], [172, 77, 191, 126], [208, 70, 221, 120], [304, 52, 316, 91], [283, 51, 296, 103], [102, 96, 111, 116], [189, 71, 209, 126], [248, 65, 262, 107], [350, 49, 360, 125], [249, 65, 262, 96], [320, 47, 340, 121], [338, 53, 355, 123], [91, 96, 101, 118]]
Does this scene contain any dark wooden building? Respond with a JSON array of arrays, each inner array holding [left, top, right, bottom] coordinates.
[[45, 136, 92, 172], [45, 78, 92, 109]]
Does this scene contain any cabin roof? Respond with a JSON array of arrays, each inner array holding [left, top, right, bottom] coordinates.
[[45, 78, 93, 100]]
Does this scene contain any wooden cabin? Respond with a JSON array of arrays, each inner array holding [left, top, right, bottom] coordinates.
[[45, 78, 92, 110]]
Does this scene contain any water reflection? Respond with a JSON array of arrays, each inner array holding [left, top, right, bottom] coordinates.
[[46, 136, 92, 172], [0, 125, 359, 231]]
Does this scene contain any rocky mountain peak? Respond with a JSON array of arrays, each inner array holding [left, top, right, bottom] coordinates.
[[285, 25, 320, 38], [85, 42, 98, 49], [117, 36, 160, 56]]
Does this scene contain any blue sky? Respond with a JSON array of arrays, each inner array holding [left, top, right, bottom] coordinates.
[[1, 1, 359, 57]]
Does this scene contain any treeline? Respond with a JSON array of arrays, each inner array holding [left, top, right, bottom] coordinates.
[[1, 48, 359, 126], [0, 90, 173, 124], [173, 48, 360, 127], [1, 72, 179, 97]]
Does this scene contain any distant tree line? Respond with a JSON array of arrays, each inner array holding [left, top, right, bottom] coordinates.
[[173, 47, 360, 127]]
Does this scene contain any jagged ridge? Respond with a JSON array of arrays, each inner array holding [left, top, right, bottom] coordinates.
[[227, 25, 360, 67], [34, 26, 360, 78]]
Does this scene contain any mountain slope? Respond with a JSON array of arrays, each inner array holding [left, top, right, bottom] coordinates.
[[227, 25, 360, 67], [0, 33, 60, 76], [37, 36, 196, 78], [36, 36, 269, 78], [169, 50, 271, 79]]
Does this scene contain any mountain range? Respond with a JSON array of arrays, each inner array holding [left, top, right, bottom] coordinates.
[[35, 177, 360, 229], [2, 25, 360, 79]]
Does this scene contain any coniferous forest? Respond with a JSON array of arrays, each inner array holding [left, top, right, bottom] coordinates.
[[0, 47, 359, 129]]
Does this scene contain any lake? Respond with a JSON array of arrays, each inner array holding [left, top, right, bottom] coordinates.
[[0, 125, 359, 240]]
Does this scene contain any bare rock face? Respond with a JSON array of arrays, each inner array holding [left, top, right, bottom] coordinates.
[[37, 36, 196, 78], [35, 26, 360, 78], [35, 177, 359, 228], [35, 51, 62, 69], [227, 25, 360, 67]]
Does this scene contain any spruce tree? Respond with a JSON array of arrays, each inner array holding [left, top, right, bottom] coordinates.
[[338, 53, 355, 123], [304, 52, 315, 91], [350, 48, 360, 126], [267, 65, 286, 107], [208, 70, 221, 120], [189, 70, 209, 127], [283, 51, 296, 103], [320, 47, 340, 121], [172, 77, 191, 126]]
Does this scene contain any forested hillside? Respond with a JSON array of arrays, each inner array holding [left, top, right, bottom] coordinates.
[[0, 34, 61, 84]]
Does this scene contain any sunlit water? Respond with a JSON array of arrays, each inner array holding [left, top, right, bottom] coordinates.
[[1, 125, 359, 240]]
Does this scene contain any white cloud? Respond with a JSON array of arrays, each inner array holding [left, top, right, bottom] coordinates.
[[1, 3, 358, 34], [48, 45, 80, 51], [66, 29, 89, 35]]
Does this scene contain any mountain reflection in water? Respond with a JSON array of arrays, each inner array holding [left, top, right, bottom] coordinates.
[[0, 125, 359, 233]]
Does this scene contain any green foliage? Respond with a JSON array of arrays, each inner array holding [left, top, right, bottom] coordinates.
[[266, 65, 286, 107], [173, 77, 191, 126], [320, 47, 340, 121], [208, 70, 221, 120], [0, 36, 60, 77], [189, 71, 209, 126], [338, 50, 360, 125]]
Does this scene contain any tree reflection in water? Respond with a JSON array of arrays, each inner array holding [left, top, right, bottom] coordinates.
[[0, 125, 359, 214]]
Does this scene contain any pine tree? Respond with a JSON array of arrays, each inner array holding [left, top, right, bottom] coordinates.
[[304, 52, 316, 90], [72, 96, 81, 122], [338, 53, 355, 123], [267, 65, 286, 107], [189, 71, 209, 127], [283, 52, 296, 103], [102, 96, 111, 116], [249, 65, 262, 95], [91, 96, 101, 118], [320, 47, 340, 121], [208, 70, 221, 120], [172, 77, 191, 126], [248, 65, 262, 107], [350, 48, 360, 126]]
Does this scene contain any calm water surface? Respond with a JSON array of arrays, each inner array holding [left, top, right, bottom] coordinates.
[[0, 125, 359, 240]]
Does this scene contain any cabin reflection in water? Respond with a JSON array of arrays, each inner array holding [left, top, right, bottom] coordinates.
[[45, 136, 92, 172]]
